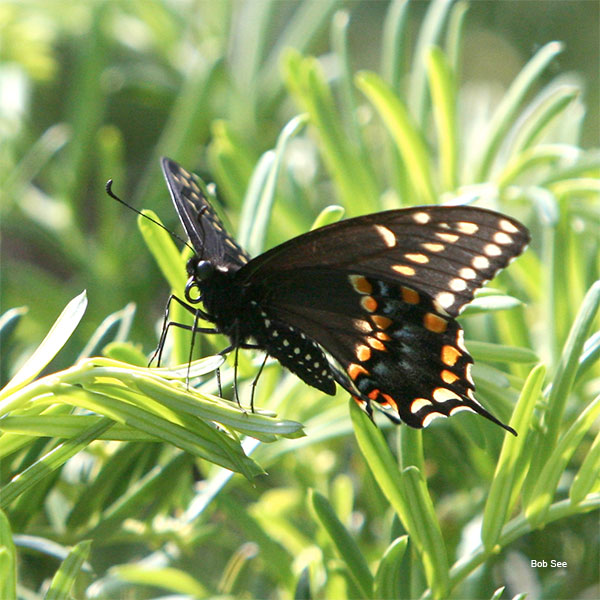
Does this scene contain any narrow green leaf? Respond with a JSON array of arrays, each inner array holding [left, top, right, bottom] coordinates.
[[79, 302, 137, 360], [526, 395, 600, 528], [351, 403, 448, 598], [482, 364, 545, 550], [545, 280, 600, 446], [427, 46, 458, 191], [401, 467, 450, 599], [445, 1, 468, 74], [109, 565, 207, 597], [551, 177, 600, 199], [311, 489, 373, 599], [496, 143, 582, 190], [133, 54, 221, 209], [491, 587, 506, 600], [509, 85, 579, 155], [138, 210, 186, 294], [310, 205, 345, 230], [356, 71, 436, 203], [207, 120, 257, 205], [409, 0, 453, 126], [102, 341, 148, 366], [63, 385, 263, 478], [0, 510, 16, 600], [239, 114, 308, 255], [44, 540, 92, 600], [66, 442, 160, 529], [86, 453, 189, 539], [0, 306, 28, 344], [331, 11, 362, 147], [381, 0, 410, 88], [1, 291, 87, 398], [0, 418, 114, 509], [467, 341, 539, 364], [474, 41, 564, 181], [570, 429, 600, 504], [220, 495, 295, 588], [259, 0, 339, 101], [374, 535, 408, 600], [0, 415, 155, 442], [283, 50, 379, 213], [460, 293, 523, 315]]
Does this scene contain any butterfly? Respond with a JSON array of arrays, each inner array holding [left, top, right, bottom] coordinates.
[[160, 157, 530, 435]]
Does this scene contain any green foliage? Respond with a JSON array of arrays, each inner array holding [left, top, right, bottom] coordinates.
[[2, 1, 599, 599]]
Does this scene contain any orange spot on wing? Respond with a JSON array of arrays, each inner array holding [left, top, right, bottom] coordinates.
[[372, 315, 392, 330], [441, 345, 461, 367], [380, 392, 398, 411], [349, 275, 373, 294], [441, 369, 460, 384], [361, 296, 378, 312], [348, 363, 369, 380], [424, 312, 448, 333], [356, 345, 371, 362], [401, 287, 420, 304], [367, 337, 386, 351]]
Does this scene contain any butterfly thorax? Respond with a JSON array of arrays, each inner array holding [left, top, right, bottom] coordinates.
[[186, 259, 252, 341]]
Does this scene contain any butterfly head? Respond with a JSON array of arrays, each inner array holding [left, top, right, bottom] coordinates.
[[184, 257, 215, 304]]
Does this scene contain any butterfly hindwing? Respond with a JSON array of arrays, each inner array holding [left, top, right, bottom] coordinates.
[[252, 267, 510, 429]]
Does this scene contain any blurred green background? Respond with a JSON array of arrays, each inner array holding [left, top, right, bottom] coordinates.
[[1, 1, 599, 599], [2, 0, 598, 365]]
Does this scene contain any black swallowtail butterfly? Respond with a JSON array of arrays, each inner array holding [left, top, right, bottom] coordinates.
[[160, 157, 529, 435]]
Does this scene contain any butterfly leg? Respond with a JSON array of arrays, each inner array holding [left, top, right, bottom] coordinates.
[[212, 341, 265, 407], [151, 293, 217, 366], [249, 353, 269, 413]]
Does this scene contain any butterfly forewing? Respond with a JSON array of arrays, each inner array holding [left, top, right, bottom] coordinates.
[[161, 157, 250, 269], [241, 206, 529, 317], [160, 158, 530, 434]]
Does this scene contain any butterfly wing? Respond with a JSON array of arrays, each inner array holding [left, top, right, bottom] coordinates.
[[161, 157, 250, 269], [238, 206, 529, 430], [240, 206, 529, 317]]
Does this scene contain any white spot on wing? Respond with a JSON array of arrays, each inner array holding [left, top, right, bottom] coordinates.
[[450, 406, 475, 416], [374, 225, 396, 248], [433, 388, 461, 403], [422, 412, 446, 427], [436, 291, 455, 309], [459, 267, 477, 280], [472, 255, 490, 270], [484, 243, 502, 257], [411, 398, 433, 413], [436, 232, 459, 243], [456, 222, 479, 234], [500, 219, 520, 234], [494, 231, 513, 245], [449, 278, 467, 292], [413, 212, 431, 224]]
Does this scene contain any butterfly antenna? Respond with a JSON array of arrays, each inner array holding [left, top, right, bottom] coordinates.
[[105, 179, 194, 253]]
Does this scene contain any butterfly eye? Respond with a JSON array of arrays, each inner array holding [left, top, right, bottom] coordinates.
[[187, 258, 214, 281]]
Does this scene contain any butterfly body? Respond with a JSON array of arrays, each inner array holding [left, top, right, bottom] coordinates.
[[161, 157, 530, 434]]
